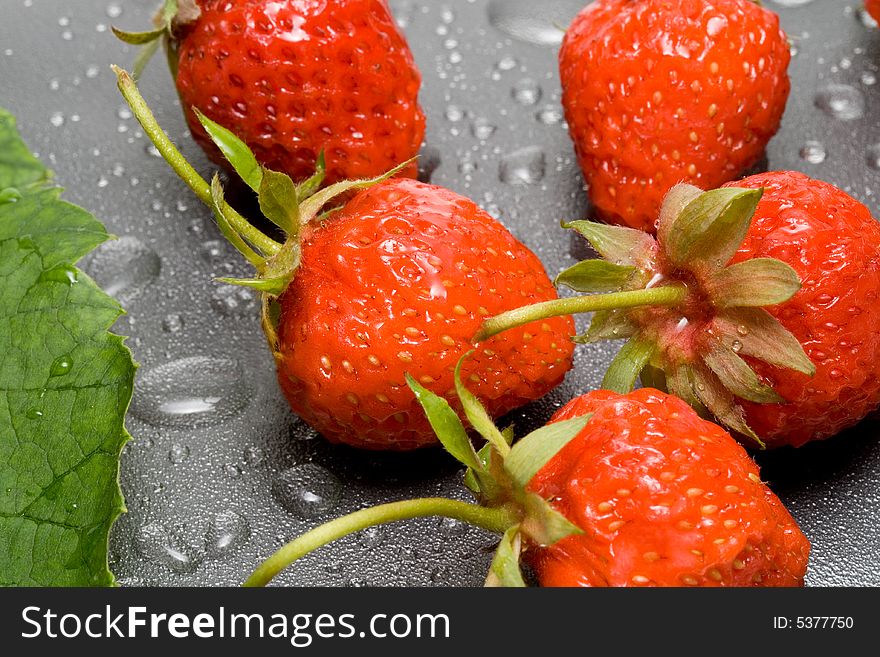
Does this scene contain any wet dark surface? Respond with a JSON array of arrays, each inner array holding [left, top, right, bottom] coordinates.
[[1, 0, 878, 586]]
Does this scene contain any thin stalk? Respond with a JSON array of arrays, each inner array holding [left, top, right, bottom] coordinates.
[[475, 284, 688, 342], [113, 66, 282, 256], [244, 498, 516, 587]]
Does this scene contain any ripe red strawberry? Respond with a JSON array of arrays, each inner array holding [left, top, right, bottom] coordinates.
[[243, 372, 808, 587], [276, 178, 575, 449], [115, 0, 425, 185], [560, 0, 791, 231], [478, 172, 880, 448], [528, 388, 809, 587], [116, 68, 574, 451]]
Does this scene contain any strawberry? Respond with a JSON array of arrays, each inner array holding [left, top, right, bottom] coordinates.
[[478, 173, 880, 448], [115, 68, 574, 451], [867, 0, 880, 24], [560, 0, 791, 231], [528, 388, 809, 586], [242, 363, 808, 587], [114, 0, 425, 185]]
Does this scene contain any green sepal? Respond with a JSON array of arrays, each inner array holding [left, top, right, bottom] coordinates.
[[520, 493, 583, 547], [702, 339, 785, 404], [217, 274, 290, 296], [504, 414, 592, 488], [298, 158, 416, 226], [454, 352, 510, 457], [602, 336, 656, 393], [485, 526, 527, 588], [195, 109, 263, 193], [555, 259, 636, 293], [711, 307, 815, 376], [656, 183, 702, 250], [663, 187, 763, 268], [690, 364, 765, 448], [258, 167, 300, 234], [111, 26, 167, 45], [564, 220, 656, 267], [705, 258, 801, 308], [406, 374, 482, 473], [666, 363, 709, 418], [296, 151, 327, 199], [210, 174, 264, 267], [639, 363, 668, 392], [575, 309, 636, 343]]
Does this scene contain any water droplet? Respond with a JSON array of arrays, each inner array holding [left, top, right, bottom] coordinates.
[[131, 356, 251, 428], [799, 141, 826, 164], [358, 525, 386, 548], [861, 70, 877, 87], [243, 446, 264, 465], [438, 517, 468, 537], [105, 2, 123, 18], [486, 0, 581, 46], [0, 187, 22, 204], [458, 158, 478, 174], [82, 236, 160, 302], [211, 285, 258, 317], [471, 117, 497, 140], [444, 105, 465, 122], [205, 510, 250, 557], [49, 355, 73, 377], [85, 65, 100, 79], [814, 84, 865, 121], [225, 463, 243, 479], [499, 146, 546, 185], [731, 340, 743, 353], [49, 112, 65, 128], [26, 408, 43, 420], [273, 464, 341, 519], [769, 0, 815, 7], [536, 105, 563, 125], [736, 324, 749, 337], [495, 55, 518, 72], [511, 78, 542, 106], [168, 443, 190, 464], [137, 522, 201, 574], [117, 106, 133, 120], [161, 313, 184, 333]]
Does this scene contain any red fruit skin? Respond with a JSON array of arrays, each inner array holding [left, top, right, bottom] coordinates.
[[174, 0, 425, 185], [528, 389, 810, 587], [559, 0, 790, 231], [275, 178, 575, 450], [725, 172, 880, 447], [867, 0, 880, 24]]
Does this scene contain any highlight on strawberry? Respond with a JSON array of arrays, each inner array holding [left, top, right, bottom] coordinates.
[[476, 172, 880, 449], [114, 67, 574, 450], [560, 0, 791, 231], [113, 0, 425, 185], [243, 356, 809, 588]]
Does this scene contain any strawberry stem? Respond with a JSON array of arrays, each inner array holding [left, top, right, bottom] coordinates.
[[474, 284, 688, 342], [243, 498, 517, 587], [113, 66, 282, 257]]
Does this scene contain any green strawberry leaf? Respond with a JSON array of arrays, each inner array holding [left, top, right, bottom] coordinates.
[[406, 374, 482, 472], [453, 353, 509, 457], [602, 336, 656, 393], [555, 260, 636, 293], [111, 25, 167, 45], [564, 220, 656, 268], [258, 168, 299, 234], [484, 526, 526, 588], [705, 258, 801, 308], [664, 187, 763, 268], [504, 414, 591, 488], [210, 174, 263, 267], [520, 493, 583, 546], [295, 151, 327, 200], [194, 109, 263, 193], [0, 108, 134, 586]]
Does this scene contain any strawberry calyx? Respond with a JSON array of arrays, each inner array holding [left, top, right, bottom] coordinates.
[[114, 66, 409, 354], [476, 184, 815, 447], [111, 0, 197, 80], [243, 353, 591, 588]]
